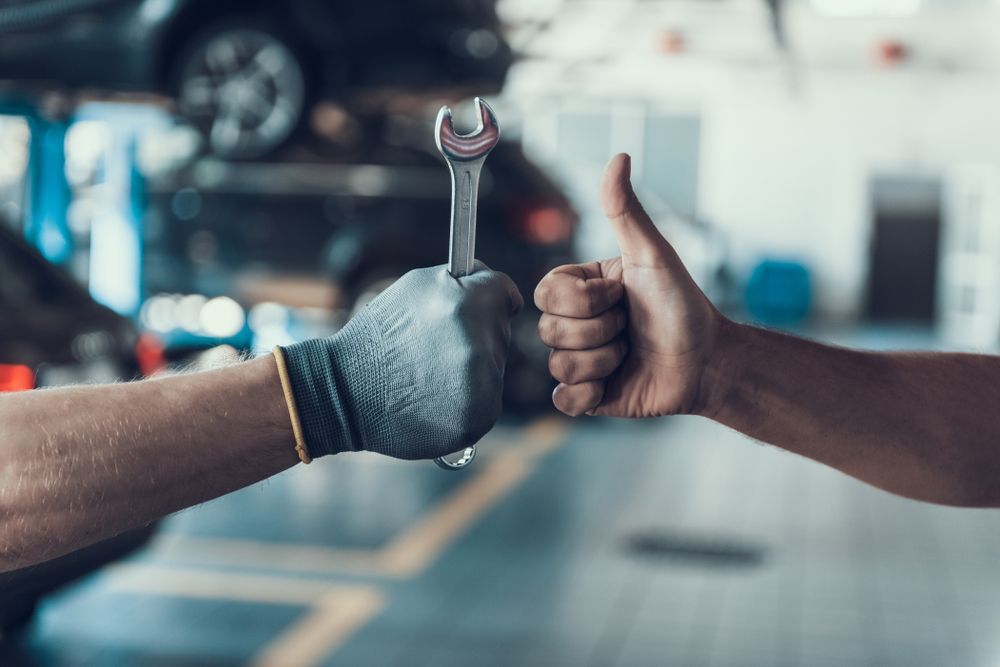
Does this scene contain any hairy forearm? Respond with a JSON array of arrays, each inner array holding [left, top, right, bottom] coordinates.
[[701, 321, 1000, 507], [0, 355, 298, 572]]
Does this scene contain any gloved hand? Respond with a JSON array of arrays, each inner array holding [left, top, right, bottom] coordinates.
[[277, 262, 523, 461]]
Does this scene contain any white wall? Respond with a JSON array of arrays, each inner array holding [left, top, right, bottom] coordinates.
[[503, 0, 1000, 319], [701, 69, 1000, 318]]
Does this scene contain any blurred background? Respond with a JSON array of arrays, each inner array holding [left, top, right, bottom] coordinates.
[[2, 0, 1000, 665]]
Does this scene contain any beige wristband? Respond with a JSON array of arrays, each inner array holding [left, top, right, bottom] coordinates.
[[272, 346, 312, 465]]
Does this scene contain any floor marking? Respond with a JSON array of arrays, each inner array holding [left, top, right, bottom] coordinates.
[[493, 416, 569, 461], [151, 535, 382, 575], [101, 563, 386, 667], [153, 417, 568, 579], [104, 563, 334, 604], [65, 418, 567, 667], [376, 457, 532, 577], [251, 587, 385, 667]]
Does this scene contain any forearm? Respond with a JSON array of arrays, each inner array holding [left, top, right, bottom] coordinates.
[[700, 321, 1000, 506], [0, 355, 298, 572]]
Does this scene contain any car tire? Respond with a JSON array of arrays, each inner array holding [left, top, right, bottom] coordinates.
[[174, 23, 309, 160]]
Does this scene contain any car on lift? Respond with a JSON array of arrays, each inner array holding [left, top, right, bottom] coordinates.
[[0, 222, 163, 639], [0, 0, 513, 159], [143, 119, 578, 411], [0, 223, 168, 387]]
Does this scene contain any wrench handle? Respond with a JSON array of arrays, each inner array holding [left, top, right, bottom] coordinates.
[[447, 160, 483, 278], [439, 159, 485, 472]]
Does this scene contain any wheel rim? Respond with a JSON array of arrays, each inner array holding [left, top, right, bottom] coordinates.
[[179, 29, 305, 159]]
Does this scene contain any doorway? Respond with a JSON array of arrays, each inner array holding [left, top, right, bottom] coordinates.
[[867, 176, 943, 323]]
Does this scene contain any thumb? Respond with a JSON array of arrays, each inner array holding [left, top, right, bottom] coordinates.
[[601, 153, 671, 267]]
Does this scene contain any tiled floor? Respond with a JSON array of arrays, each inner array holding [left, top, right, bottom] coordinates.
[[5, 327, 1000, 666]]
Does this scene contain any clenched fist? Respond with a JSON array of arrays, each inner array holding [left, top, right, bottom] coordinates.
[[534, 154, 726, 418], [280, 262, 523, 460]]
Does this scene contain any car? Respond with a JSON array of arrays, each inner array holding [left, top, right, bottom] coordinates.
[[0, 222, 166, 388], [0, 222, 164, 639], [0, 0, 513, 159], [142, 122, 578, 411]]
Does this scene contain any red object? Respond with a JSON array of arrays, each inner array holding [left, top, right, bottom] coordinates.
[[659, 30, 686, 55], [135, 333, 168, 377], [876, 40, 908, 66], [510, 205, 574, 245], [0, 364, 35, 392]]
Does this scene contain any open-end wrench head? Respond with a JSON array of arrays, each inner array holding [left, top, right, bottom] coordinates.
[[435, 97, 501, 162]]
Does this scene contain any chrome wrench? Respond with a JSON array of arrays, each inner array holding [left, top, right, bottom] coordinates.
[[432, 96, 501, 471]]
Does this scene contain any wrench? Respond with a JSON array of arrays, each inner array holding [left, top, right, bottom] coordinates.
[[432, 96, 501, 471]]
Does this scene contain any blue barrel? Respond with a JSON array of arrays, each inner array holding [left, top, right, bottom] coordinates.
[[746, 259, 812, 325]]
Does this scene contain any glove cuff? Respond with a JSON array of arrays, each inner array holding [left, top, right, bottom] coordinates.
[[277, 310, 387, 459]]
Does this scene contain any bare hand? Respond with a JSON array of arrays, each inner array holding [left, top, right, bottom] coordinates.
[[534, 154, 725, 418]]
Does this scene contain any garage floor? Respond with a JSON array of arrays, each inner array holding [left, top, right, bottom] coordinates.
[[6, 328, 1000, 667]]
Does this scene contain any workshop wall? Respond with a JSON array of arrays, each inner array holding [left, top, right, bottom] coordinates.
[[702, 69, 1000, 320], [504, 0, 1000, 320]]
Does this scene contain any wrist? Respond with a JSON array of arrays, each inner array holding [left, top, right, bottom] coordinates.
[[279, 337, 360, 459], [244, 355, 303, 465], [692, 316, 749, 420]]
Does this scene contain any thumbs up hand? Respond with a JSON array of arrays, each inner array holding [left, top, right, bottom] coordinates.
[[534, 154, 727, 418]]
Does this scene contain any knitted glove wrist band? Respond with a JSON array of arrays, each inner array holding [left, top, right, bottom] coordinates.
[[276, 309, 388, 461]]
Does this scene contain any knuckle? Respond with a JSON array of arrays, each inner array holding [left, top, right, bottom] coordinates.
[[537, 315, 558, 346], [549, 351, 577, 382], [452, 374, 502, 443], [547, 351, 561, 378]]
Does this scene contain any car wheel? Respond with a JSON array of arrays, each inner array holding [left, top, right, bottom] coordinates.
[[176, 26, 307, 160]]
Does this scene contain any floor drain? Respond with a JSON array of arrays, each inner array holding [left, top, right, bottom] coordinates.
[[625, 531, 767, 568]]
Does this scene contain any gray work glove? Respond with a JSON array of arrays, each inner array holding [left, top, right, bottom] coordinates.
[[279, 262, 523, 461]]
